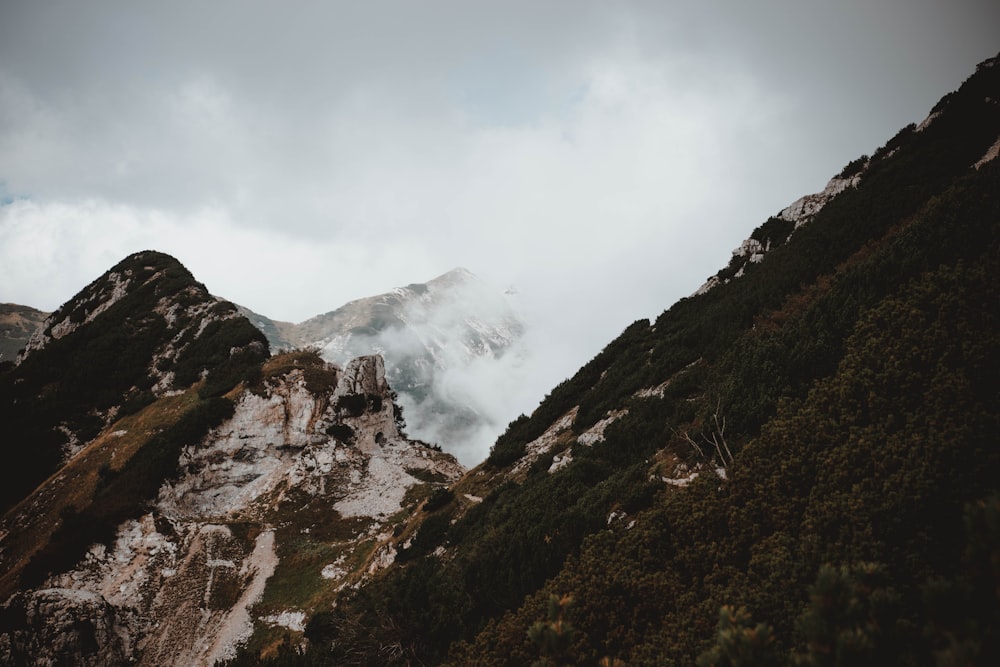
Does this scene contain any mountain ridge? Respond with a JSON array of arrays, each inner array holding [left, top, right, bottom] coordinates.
[[1, 52, 998, 667], [273, 51, 1000, 666]]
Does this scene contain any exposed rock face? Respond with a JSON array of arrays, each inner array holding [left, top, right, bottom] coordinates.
[[0, 587, 132, 666], [0, 353, 464, 666], [694, 171, 865, 296], [776, 173, 863, 228], [237, 268, 526, 462]]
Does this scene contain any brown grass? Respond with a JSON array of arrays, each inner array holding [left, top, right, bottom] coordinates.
[[0, 388, 201, 598]]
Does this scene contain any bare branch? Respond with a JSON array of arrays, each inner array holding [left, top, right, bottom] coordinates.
[[673, 398, 734, 470]]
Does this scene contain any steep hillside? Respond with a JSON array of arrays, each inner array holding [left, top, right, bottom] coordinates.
[[0, 251, 268, 514], [238, 268, 525, 462], [264, 54, 1000, 666], [0, 304, 48, 363]]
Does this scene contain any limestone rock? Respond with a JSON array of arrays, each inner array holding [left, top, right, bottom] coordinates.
[[2, 353, 464, 666]]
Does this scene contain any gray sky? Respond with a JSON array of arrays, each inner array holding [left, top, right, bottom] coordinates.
[[2, 0, 998, 445]]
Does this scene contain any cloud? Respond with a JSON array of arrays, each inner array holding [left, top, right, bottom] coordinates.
[[2, 0, 999, 463], [0, 198, 441, 321]]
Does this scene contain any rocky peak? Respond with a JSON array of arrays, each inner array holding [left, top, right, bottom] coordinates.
[[0, 250, 268, 547], [339, 354, 389, 398], [18, 251, 192, 362]]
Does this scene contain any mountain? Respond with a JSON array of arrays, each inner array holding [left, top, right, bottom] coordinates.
[[0, 252, 463, 665], [2, 53, 999, 667], [238, 268, 526, 464], [0, 250, 269, 513], [0, 352, 461, 666], [0, 303, 48, 363], [240, 54, 998, 665]]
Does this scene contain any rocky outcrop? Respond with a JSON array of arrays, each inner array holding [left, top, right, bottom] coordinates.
[[776, 172, 864, 228], [694, 171, 864, 296], [0, 587, 133, 666], [235, 268, 526, 463], [1, 353, 464, 666]]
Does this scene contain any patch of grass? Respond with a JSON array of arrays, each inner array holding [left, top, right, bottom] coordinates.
[[240, 624, 297, 663], [405, 466, 450, 484], [256, 350, 338, 395], [257, 540, 330, 611], [402, 483, 433, 508]]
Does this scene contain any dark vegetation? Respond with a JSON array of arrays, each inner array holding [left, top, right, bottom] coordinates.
[[225, 55, 1000, 665], [0, 251, 268, 513]]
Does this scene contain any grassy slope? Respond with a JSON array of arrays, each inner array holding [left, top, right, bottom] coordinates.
[[0, 388, 201, 599]]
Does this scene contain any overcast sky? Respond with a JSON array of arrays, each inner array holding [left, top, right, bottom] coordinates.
[[2, 1, 998, 440]]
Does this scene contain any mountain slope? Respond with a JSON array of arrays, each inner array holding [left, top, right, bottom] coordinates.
[[0, 304, 47, 363], [2, 53, 997, 667], [277, 53, 1000, 666]]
